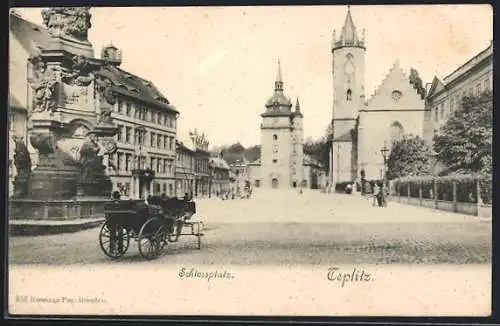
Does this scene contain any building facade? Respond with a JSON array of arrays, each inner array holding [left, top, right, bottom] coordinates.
[[91, 45, 179, 199], [330, 6, 427, 184], [209, 157, 231, 196], [175, 134, 196, 197], [423, 42, 493, 148], [190, 130, 211, 197]]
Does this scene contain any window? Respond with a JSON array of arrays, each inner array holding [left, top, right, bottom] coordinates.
[[169, 184, 173, 196], [134, 129, 139, 145], [455, 95, 460, 110], [390, 121, 404, 143], [117, 152, 123, 171], [150, 157, 155, 171], [157, 112, 162, 124], [476, 83, 482, 96], [450, 98, 454, 112], [163, 135, 168, 149], [434, 107, 438, 122], [164, 114, 168, 126], [162, 183, 167, 194], [273, 134, 278, 140], [346, 89, 352, 101], [157, 159, 162, 173], [117, 100, 123, 114], [150, 132, 155, 147], [126, 102, 132, 116], [125, 153, 131, 171], [169, 137, 174, 150], [272, 145, 278, 153], [164, 159, 168, 174], [484, 78, 490, 91], [255, 180, 260, 188], [157, 134, 162, 148], [135, 105, 141, 119], [117, 125, 123, 142], [440, 103, 444, 119], [272, 159, 277, 163], [125, 126, 131, 143]]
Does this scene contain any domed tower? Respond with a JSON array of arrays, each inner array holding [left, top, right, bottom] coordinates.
[[260, 59, 294, 189], [101, 42, 122, 66], [331, 5, 366, 184]]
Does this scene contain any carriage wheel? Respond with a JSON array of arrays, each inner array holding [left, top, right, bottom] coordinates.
[[138, 218, 168, 260], [99, 221, 130, 258]]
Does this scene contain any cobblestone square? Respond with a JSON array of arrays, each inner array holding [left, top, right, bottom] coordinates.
[[9, 189, 491, 266]]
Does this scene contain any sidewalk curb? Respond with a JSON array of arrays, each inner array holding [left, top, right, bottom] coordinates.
[[9, 218, 105, 237]]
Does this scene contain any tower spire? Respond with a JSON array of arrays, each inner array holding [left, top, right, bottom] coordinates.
[[275, 58, 283, 91], [295, 97, 300, 110], [340, 5, 359, 45]]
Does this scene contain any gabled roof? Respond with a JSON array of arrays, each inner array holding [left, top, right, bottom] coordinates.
[[96, 65, 177, 114], [9, 12, 51, 57], [426, 76, 446, 98]]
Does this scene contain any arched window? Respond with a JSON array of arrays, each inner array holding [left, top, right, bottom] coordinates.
[[390, 121, 404, 143], [346, 89, 352, 101], [273, 134, 278, 140]]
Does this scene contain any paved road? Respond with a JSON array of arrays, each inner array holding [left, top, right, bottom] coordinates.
[[9, 189, 491, 266]]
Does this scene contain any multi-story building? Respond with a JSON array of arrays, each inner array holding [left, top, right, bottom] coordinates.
[[105, 56, 179, 198], [175, 134, 196, 197], [209, 157, 231, 196], [423, 41, 493, 147], [190, 130, 211, 197]]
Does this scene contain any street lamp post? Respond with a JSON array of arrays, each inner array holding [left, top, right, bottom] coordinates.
[[380, 141, 389, 186]]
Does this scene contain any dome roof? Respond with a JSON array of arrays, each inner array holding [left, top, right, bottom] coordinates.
[[265, 92, 292, 108]]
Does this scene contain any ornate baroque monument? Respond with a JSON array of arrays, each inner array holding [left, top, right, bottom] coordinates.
[[10, 7, 118, 221]]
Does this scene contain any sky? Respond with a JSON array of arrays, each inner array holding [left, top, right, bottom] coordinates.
[[16, 5, 492, 148]]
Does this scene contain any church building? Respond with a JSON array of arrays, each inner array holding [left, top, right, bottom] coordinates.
[[330, 6, 426, 185]]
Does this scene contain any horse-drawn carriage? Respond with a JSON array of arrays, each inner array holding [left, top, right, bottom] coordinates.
[[99, 196, 203, 260]]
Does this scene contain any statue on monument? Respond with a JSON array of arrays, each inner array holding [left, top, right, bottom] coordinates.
[[28, 54, 58, 113], [33, 77, 58, 113], [95, 75, 116, 124], [77, 131, 105, 181], [41, 7, 92, 42], [61, 55, 93, 86], [13, 136, 32, 178]]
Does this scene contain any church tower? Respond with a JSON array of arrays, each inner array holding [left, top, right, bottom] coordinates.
[[260, 60, 296, 189], [330, 5, 366, 185]]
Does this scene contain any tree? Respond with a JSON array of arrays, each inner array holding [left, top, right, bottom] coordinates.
[[303, 137, 330, 171], [409, 68, 426, 99], [433, 91, 492, 175], [386, 135, 431, 180]]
